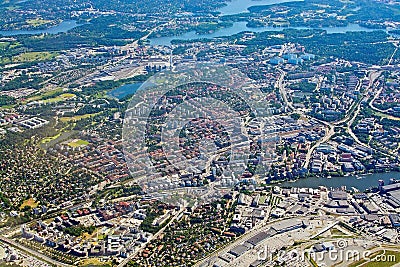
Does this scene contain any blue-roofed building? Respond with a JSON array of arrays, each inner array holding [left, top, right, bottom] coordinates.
[[283, 53, 297, 60], [288, 58, 304, 65], [389, 214, 400, 227], [301, 54, 316, 60], [269, 57, 284, 65]]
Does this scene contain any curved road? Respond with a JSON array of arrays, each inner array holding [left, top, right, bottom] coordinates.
[[278, 69, 383, 168]]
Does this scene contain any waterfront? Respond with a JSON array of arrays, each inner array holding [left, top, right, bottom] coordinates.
[[218, 0, 303, 15], [0, 20, 80, 36], [149, 22, 380, 46], [278, 172, 400, 191], [148, 0, 382, 46]]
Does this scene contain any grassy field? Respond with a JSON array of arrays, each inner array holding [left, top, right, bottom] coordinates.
[[20, 198, 39, 210], [330, 227, 347, 237], [348, 250, 400, 267], [68, 139, 89, 148], [60, 113, 100, 122], [41, 130, 77, 149], [364, 250, 400, 267], [13, 51, 58, 63], [26, 18, 52, 27], [43, 93, 76, 103], [259, 195, 267, 204], [41, 133, 62, 143], [9, 42, 22, 49], [78, 258, 112, 267], [0, 57, 11, 65], [0, 104, 16, 109], [0, 42, 10, 50], [25, 88, 63, 102]]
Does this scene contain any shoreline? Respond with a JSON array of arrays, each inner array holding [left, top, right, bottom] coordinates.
[[273, 170, 400, 191]]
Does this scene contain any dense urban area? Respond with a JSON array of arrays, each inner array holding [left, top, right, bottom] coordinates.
[[1, 0, 400, 266]]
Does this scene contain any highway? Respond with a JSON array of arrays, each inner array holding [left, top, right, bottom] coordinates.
[[276, 68, 294, 111], [36, 19, 173, 96], [345, 71, 394, 158], [0, 236, 74, 267], [387, 41, 399, 66], [347, 104, 364, 146], [303, 70, 382, 168], [275, 68, 336, 168], [303, 118, 335, 169]]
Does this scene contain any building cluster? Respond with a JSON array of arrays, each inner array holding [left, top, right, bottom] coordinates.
[[130, 199, 236, 266], [269, 53, 315, 66], [0, 88, 37, 99], [354, 117, 400, 156], [270, 186, 322, 219], [0, 244, 51, 267], [213, 219, 309, 267], [371, 71, 400, 116], [18, 200, 171, 259], [0, 112, 49, 133], [52, 137, 129, 182], [268, 183, 400, 243], [310, 142, 370, 174], [0, 143, 104, 212], [322, 185, 400, 243], [0, 112, 21, 126], [266, 116, 327, 180], [125, 80, 273, 196], [309, 72, 362, 121], [17, 117, 49, 129], [229, 193, 268, 234]]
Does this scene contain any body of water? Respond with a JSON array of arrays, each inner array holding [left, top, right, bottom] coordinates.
[[150, 21, 378, 46], [0, 20, 80, 36], [107, 83, 142, 100], [149, 0, 384, 46], [219, 0, 303, 15], [278, 172, 400, 191]]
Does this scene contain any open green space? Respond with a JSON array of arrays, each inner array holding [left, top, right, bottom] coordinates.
[[60, 113, 101, 122], [40, 130, 77, 149], [348, 250, 400, 267], [68, 139, 89, 148], [0, 42, 10, 50], [26, 18, 52, 27], [20, 198, 39, 210], [25, 88, 63, 102], [13, 51, 58, 63], [42, 93, 75, 103]]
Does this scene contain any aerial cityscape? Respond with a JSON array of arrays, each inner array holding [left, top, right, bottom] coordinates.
[[1, 0, 400, 266]]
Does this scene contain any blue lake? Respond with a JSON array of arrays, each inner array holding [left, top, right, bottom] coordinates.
[[107, 83, 142, 100], [0, 20, 81, 36]]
